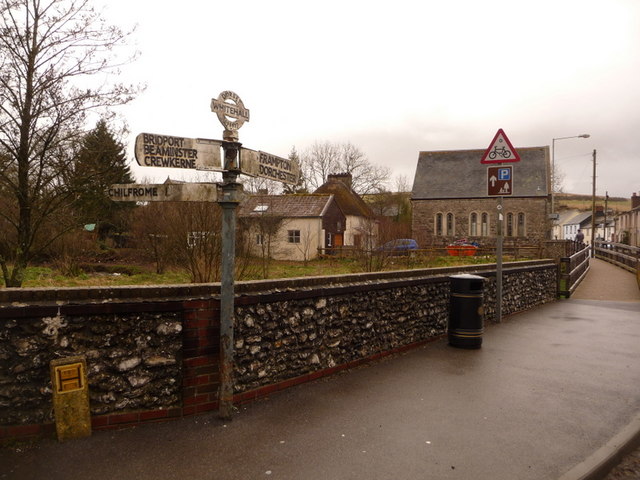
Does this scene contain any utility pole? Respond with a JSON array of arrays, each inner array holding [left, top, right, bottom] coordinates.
[[496, 197, 503, 323], [604, 191, 609, 242], [590, 149, 597, 257]]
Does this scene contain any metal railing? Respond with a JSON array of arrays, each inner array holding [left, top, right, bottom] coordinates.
[[558, 244, 591, 298], [594, 241, 639, 274]]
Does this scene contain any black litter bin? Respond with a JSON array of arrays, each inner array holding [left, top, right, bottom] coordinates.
[[448, 274, 485, 349]]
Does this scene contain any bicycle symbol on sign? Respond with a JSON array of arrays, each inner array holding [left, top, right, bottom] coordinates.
[[489, 145, 512, 160]]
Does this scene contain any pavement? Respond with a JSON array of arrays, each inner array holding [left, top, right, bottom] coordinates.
[[1, 258, 639, 480]]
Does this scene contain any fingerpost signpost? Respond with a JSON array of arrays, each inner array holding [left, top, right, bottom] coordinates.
[[481, 128, 520, 323], [108, 90, 300, 420]]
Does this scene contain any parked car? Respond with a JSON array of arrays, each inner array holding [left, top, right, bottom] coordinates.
[[377, 239, 419, 255]]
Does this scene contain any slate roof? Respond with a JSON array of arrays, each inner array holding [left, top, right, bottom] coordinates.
[[412, 146, 550, 199], [238, 194, 334, 218], [565, 211, 607, 227], [564, 212, 593, 227], [314, 178, 373, 217]]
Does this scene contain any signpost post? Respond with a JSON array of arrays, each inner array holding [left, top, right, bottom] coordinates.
[[110, 90, 300, 421], [482, 129, 520, 323], [209, 91, 300, 420], [214, 90, 246, 421]]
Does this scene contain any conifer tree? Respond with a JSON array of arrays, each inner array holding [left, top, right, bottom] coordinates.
[[70, 120, 135, 237]]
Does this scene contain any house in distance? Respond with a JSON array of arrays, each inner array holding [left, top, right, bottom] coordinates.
[[238, 193, 345, 261]]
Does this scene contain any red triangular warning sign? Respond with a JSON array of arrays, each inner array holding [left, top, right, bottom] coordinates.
[[480, 128, 521, 164]]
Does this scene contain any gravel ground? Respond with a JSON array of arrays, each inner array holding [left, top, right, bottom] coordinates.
[[603, 448, 640, 480]]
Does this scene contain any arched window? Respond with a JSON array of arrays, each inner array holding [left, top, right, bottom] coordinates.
[[517, 213, 526, 237], [506, 213, 514, 237], [470, 212, 478, 236], [481, 213, 489, 237], [435, 213, 443, 236], [446, 213, 455, 236]]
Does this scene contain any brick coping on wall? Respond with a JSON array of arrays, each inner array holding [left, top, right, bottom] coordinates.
[[0, 260, 552, 309]]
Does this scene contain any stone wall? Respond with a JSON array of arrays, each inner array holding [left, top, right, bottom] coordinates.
[[1, 309, 182, 425], [0, 261, 557, 439], [412, 197, 550, 247], [232, 261, 557, 394], [234, 278, 450, 394]]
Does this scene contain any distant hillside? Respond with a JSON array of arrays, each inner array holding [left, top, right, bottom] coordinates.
[[555, 193, 631, 213]]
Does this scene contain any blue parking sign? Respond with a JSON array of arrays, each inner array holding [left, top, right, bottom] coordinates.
[[498, 168, 511, 181]]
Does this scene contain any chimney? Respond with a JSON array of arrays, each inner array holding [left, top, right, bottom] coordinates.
[[328, 173, 353, 189], [632, 192, 640, 209]]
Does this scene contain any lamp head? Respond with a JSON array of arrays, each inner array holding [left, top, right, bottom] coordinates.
[[579, 134, 590, 138]]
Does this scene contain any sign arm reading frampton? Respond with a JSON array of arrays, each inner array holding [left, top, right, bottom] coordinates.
[[240, 149, 301, 185]]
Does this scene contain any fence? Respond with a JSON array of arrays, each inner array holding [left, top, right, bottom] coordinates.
[[558, 244, 591, 298], [595, 241, 640, 275]]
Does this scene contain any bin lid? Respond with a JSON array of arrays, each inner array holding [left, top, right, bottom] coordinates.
[[450, 274, 485, 280]]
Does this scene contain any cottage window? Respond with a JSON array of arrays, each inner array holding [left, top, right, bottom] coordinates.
[[288, 230, 301, 243], [481, 213, 489, 237], [256, 234, 264, 245], [187, 231, 211, 248], [253, 204, 269, 212], [470, 212, 478, 236], [517, 213, 526, 237]]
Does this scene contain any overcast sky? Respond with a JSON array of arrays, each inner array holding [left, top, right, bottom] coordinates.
[[100, 0, 639, 198]]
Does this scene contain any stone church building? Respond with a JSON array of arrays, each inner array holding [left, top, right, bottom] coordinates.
[[411, 146, 551, 247]]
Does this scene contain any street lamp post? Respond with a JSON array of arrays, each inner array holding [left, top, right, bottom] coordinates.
[[550, 133, 590, 237]]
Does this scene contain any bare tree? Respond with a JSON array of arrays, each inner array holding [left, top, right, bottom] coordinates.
[[552, 166, 566, 194], [302, 141, 340, 192], [131, 203, 173, 274], [394, 174, 411, 193], [338, 142, 390, 195], [294, 223, 317, 266], [176, 203, 222, 283], [0, 0, 140, 286], [237, 198, 287, 279], [301, 141, 391, 195]]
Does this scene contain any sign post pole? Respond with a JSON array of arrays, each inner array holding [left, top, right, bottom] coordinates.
[[216, 106, 245, 420], [482, 128, 520, 324], [211, 90, 254, 420]]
